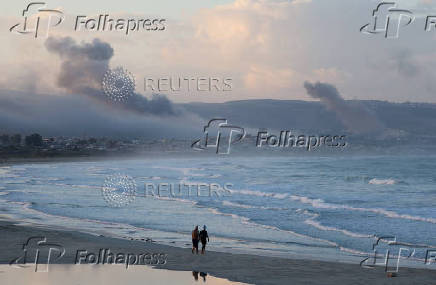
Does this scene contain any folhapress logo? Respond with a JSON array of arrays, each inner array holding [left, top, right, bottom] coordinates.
[[360, 2, 414, 39], [10, 2, 166, 38], [10, 2, 64, 38], [10, 237, 65, 272], [192, 119, 246, 155], [9, 2, 64, 38], [360, 235, 436, 273]]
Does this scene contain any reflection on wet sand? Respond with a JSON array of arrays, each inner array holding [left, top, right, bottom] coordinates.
[[192, 271, 208, 282], [0, 264, 249, 285]]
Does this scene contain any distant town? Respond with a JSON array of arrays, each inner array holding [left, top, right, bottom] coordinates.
[[0, 133, 189, 162], [1, 130, 435, 163]]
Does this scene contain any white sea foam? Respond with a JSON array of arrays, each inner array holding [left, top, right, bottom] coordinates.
[[369, 178, 397, 185], [222, 201, 288, 211], [152, 166, 205, 176], [295, 208, 372, 239], [290, 195, 436, 224], [152, 196, 198, 206], [139, 176, 162, 180], [52, 183, 100, 190], [207, 206, 338, 248], [222, 201, 255, 209], [208, 208, 251, 224], [304, 219, 372, 239], [0, 167, 18, 178], [230, 189, 289, 199]]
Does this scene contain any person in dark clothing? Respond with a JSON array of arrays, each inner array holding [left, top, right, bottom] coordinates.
[[199, 225, 209, 254], [192, 225, 199, 254]]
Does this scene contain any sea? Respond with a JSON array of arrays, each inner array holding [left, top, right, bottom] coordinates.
[[1, 154, 435, 268]]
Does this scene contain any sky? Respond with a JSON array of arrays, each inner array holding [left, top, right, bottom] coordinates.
[[0, 0, 235, 18], [2, 0, 436, 104]]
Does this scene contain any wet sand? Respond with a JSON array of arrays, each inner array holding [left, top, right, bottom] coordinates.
[[0, 220, 435, 285], [0, 264, 248, 285]]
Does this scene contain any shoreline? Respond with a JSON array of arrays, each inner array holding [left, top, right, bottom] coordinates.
[[3, 151, 436, 167], [0, 220, 435, 284]]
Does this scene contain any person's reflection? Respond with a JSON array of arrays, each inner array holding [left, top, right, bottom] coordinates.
[[192, 271, 208, 282], [192, 271, 199, 281], [200, 272, 208, 282]]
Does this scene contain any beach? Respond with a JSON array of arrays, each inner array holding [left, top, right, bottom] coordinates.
[[0, 220, 435, 285], [3, 0, 436, 283], [1, 155, 436, 284]]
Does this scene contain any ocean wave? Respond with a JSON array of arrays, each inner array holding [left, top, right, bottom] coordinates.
[[0, 167, 18, 178], [207, 206, 338, 248], [294, 208, 372, 239], [137, 176, 162, 180], [222, 201, 255, 209], [152, 166, 205, 176], [368, 178, 397, 185], [148, 196, 198, 206], [208, 208, 251, 223], [229, 189, 289, 199], [290, 195, 436, 224], [304, 218, 373, 239], [52, 183, 100, 190], [0, 191, 394, 262], [222, 201, 288, 211]]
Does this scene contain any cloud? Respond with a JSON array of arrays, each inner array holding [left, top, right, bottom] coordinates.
[[3, 0, 436, 104], [243, 65, 295, 91]]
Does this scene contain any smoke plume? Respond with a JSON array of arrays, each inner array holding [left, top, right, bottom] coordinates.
[[45, 36, 176, 116], [304, 81, 384, 134]]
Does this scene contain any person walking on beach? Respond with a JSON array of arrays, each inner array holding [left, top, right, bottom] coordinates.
[[192, 225, 199, 254], [199, 225, 209, 254]]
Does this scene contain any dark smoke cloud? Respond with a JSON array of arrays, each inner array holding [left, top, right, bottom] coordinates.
[[0, 89, 199, 138], [45, 37, 114, 61], [45, 36, 176, 116], [303, 81, 384, 134], [0, 37, 202, 137]]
